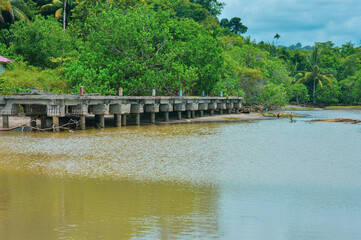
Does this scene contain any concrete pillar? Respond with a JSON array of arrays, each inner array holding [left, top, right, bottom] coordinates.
[[177, 111, 182, 120], [210, 110, 214, 116], [41, 115, 48, 129], [164, 112, 169, 122], [94, 114, 99, 123], [236, 109, 239, 114], [122, 115, 127, 126], [219, 110, 223, 115], [30, 117, 37, 128], [114, 114, 122, 127], [227, 109, 232, 114], [52, 116, 60, 132], [150, 113, 156, 124], [200, 110, 204, 117], [80, 115, 86, 130], [187, 111, 191, 119], [192, 111, 196, 118], [2, 115, 9, 129], [96, 114, 105, 128], [135, 113, 140, 126]]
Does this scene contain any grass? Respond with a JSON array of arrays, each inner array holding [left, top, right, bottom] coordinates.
[[222, 117, 239, 120], [283, 106, 315, 111], [324, 106, 361, 110]]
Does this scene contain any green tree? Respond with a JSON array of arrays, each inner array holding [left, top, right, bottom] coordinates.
[[189, 0, 224, 17], [257, 83, 288, 109], [64, 5, 223, 96], [220, 17, 247, 34], [288, 83, 309, 106], [295, 46, 333, 104], [315, 78, 340, 105], [10, 15, 78, 68]]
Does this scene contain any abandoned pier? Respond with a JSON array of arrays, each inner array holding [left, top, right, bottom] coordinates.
[[0, 95, 243, 131]]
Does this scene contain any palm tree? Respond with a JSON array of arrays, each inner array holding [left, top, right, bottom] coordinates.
[[0, 0, 31, 24], [295, 46, 333, 104], [39, 0, 74, 31]]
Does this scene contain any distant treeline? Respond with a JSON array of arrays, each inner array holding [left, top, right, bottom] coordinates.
[[1, 0, 360, 107]]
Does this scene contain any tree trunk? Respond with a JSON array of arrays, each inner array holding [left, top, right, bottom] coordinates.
[[313, 78, 316, 104], [63, 0, 67, 32], [106, 0, 109, 7]]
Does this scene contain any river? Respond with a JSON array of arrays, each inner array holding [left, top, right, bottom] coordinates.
[[1, 110, 361, 239]]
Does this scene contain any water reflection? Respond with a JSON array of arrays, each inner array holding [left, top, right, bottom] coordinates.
[[1, 111, 361, 239], [0, 174, 220, 239]]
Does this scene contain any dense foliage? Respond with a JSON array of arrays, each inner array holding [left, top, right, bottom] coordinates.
[[1, 0, 361, 108]]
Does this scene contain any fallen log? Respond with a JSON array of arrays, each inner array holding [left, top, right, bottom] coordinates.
[[311, 118, 361, 124]]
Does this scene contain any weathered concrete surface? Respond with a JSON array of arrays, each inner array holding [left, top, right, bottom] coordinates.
[[0, 95, 243, 129]]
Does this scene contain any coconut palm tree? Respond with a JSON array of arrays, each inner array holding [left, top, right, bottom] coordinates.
[[0, 0, 31, 24], [295, 46, 333, 104], [39, 0, 75, 30]]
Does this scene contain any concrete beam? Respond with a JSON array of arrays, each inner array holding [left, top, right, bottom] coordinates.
[[93, 104, 109, 115], [130, 104, 144, 114], [144, 104, 160, 113], [186, 103, 198, 111], [160, 104, 173, 112], [174, 103, 185, 111], [208, 103, 217, 110], [217, 103, 226, 110], [110, 104, 131, 115]]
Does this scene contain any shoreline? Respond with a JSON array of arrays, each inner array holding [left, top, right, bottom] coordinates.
[[0, 113, 266, 130]]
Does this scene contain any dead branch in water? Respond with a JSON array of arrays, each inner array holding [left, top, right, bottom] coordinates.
[[0, 119, 80, 132], [311, 118, 361, 124]]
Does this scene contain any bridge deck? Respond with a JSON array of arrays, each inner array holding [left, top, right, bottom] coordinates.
[[0, 95, 243, 130]]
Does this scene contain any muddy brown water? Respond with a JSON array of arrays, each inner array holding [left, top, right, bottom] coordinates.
[[1, 110, 361, 239]]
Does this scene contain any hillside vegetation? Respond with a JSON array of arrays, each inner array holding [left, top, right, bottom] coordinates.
[[1, 0, 361, 108]]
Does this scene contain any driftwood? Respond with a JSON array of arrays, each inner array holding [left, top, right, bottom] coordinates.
[[0, 119, 80, 132], [311, 118, 361, 124]]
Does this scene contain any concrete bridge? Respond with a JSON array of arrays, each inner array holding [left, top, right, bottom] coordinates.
[[0, 95, 243, 131]]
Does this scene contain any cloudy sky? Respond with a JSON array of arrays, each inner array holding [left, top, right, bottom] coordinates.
[[220, 0, 361, 47]]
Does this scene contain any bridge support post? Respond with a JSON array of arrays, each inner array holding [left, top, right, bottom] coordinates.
[[135, 113, 140, 126], [96, 114, 105, 128], [200, 110, 204, 117], [219, 110, 223, 115], [52, 116, 59, 132], [30, 116, 37, 128], [177, 112, 182, 120], [187, 111, 191, 119], [80, 115, 86, 130], [191, 111, 196, 118], [2, 115, 9, 129], [41, 115, 52, 129], [150, 113, 156, 124], [164, 112, 169, 122], [114, 114, 122, 127], [210, 110, 214, 116], [122, 115, 127, 126]]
